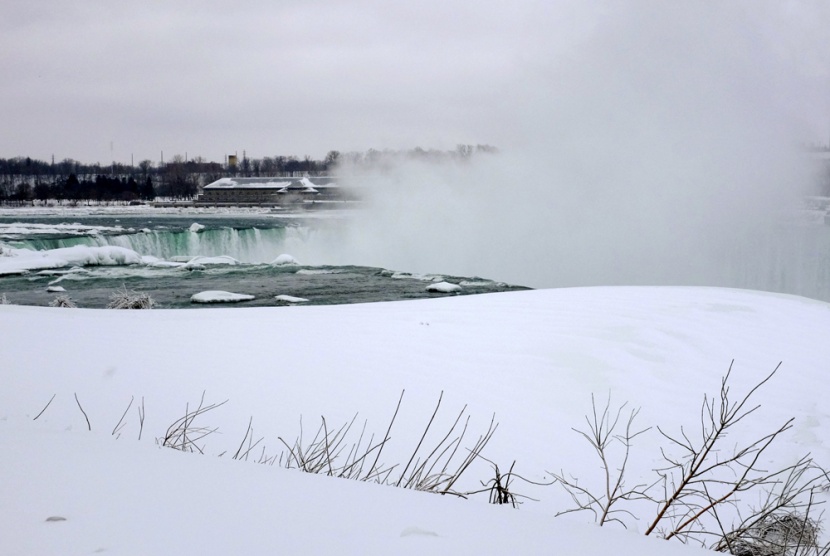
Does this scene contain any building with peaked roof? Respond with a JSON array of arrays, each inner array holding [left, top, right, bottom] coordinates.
[[194, 176, 354, 206]]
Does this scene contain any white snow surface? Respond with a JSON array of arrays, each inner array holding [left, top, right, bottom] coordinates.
[[191, 290, 256, 303], [2, 286, 829, 555], [188, 222, 206, 233]]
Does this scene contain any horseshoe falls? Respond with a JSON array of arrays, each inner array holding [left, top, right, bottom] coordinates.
[[2, 207, 830, 307], [11, 226, 308, 264]]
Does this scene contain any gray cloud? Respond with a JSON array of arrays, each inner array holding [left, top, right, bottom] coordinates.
[[0, 0, 594, 162], [0, 1, 827, 166]]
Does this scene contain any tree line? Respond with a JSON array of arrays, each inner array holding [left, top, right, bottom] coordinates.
[[0, 144, 498, 204]]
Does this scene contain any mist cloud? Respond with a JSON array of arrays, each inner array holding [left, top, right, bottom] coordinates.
[[316, 2, 822, 290]]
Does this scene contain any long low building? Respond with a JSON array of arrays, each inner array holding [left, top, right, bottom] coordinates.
[[195, 176, 355, 206]]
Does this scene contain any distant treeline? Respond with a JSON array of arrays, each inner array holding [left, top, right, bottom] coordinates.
[[0, 144, 497, 204]]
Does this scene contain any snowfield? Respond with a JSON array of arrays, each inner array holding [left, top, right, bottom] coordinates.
[[1, 286, 829, 555]]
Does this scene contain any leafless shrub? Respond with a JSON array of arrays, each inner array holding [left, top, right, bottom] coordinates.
[[711, 461, 830, 555], [232, 416, 266, 462], [49, 294, 77, 308], [552, 362, 830, 552], [278, 413, 386, 478], [276, 390, 498, 496], [465, 455, 548, 508], [720, 511, 823, 556], [550, 394, 654, 526], [645, 362, 797, 541], [107, 286, 155, 309], [394, 391, 498, 495], [159, 392, 227, 453]]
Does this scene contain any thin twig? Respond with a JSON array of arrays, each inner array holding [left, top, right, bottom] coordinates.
[[33, 394, 56, 421], [74, 392, 91, 431], [112, 396, 134, 436]]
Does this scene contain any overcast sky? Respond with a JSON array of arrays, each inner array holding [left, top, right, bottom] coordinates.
[[1, 1, 828, 165]]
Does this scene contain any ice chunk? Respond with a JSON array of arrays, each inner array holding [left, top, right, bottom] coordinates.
[[275, 294, 308, 304], [190, 291, 255, 303]]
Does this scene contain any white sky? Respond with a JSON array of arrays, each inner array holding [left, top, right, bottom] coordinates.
[[1, 1, 828, 164]]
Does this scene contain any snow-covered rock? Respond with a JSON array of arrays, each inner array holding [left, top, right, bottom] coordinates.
[[271, 254, 299, 266], [185, 256, 238, 268], [426, 281, 462, 293]]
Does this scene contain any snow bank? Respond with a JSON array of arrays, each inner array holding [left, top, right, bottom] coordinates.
[[189, 222, 205, 233], [191, 290, 255, 303]]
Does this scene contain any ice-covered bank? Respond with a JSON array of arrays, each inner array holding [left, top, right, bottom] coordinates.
[[1, 287, 829, 554], [0, 245, 143, 275]]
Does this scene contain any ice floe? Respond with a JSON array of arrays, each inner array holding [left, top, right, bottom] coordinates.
[[190, 290, 255, 303]]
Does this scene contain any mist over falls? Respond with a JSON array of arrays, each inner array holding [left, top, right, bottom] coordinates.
[[314, 2, 829, 299]]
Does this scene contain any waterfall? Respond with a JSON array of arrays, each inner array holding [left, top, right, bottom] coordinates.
[[5, 221, 830, 302], [11, 227, 300, 264]]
